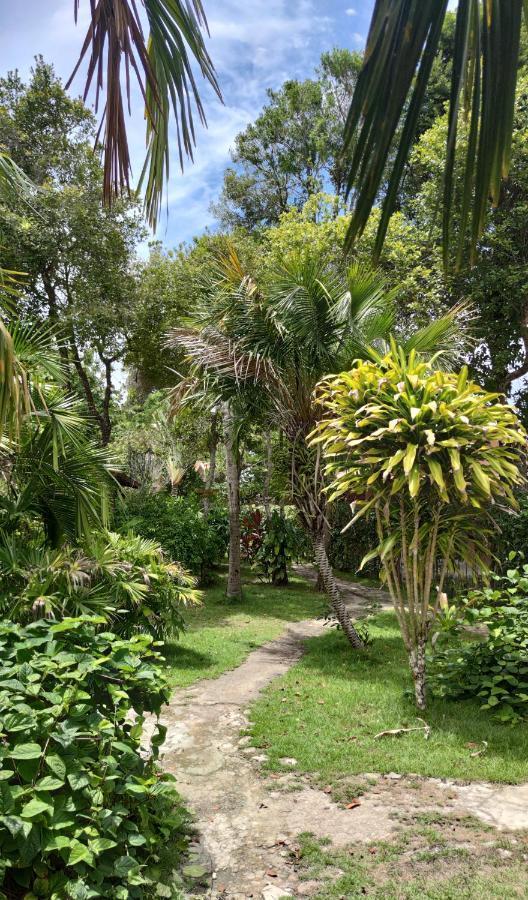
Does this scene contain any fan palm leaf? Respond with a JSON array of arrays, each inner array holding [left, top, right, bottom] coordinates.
[[343, 0, 525, 267]]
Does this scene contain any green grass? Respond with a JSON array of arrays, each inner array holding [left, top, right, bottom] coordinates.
[[296, 828, 528, 899], [248, 612, 528, 783], [163, 566, 322, 688]]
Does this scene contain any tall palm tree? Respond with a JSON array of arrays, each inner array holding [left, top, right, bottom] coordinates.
[[344, 1, 525, 267], [169, 245, 467, 648], [69, 0, 222, 227]]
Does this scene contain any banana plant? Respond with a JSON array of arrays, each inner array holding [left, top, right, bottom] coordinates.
[[311, 340, 526, 708]]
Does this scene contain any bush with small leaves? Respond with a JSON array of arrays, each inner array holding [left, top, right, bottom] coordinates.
[[0, 616, 187, 898], [115, 492, 228, 583], [430, 556, 528, 723]]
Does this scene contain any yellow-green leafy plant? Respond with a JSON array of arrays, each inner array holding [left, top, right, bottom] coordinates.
[[311, 341, 526, 708]]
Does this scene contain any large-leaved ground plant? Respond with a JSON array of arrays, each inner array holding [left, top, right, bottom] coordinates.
[[0, 616, 187, 898], [311, 342, 526, 708]]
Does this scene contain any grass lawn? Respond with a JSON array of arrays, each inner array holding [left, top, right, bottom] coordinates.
[[248, 612, 528, 783], [163, 565, 323, 688], [296, 818, 528, 899]]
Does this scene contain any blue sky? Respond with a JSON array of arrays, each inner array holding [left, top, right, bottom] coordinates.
[[0, 0, 375, 249]]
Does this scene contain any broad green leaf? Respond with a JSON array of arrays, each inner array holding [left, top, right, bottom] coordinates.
[[68, 840, 95, 867], [34, 776, 64, 792], [20, 796, 53, 819], [10, 743, 41, 760], [403, 443, 417, 475], [46, 754, 67, 779]]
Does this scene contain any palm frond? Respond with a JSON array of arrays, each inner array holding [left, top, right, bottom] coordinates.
[[0, 152, 35, 201], [168, 326, 278, 391], [69, 0, 222, 226], [343, 0, 524, 267], [402, 302, 474, 366]]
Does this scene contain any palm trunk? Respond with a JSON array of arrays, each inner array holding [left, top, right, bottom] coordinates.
[[409, 639, 427, 710], [263, 428, 272, 517], [313, 535, 364, 649], [223, 402, 242, 600], [203, 410, 219, 516], [316, 520, 330, 592]]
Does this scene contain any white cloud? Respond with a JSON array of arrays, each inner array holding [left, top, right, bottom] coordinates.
[[352, 32, 365, 45], [345, 7, 357, 15]]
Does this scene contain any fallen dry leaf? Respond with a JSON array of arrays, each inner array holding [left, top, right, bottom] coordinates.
[[266, 869, 278, 877], [346, 799, 361, 809]]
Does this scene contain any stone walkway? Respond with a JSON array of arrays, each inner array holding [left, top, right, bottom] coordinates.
[[144, 577, 528, 898], [293, 564, 392, 616]]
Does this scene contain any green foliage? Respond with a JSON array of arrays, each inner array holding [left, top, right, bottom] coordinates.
[[312, 343, 525, 706], [0, 60, 145, 446], [430, 559, 528, 723], [328, 502, 379, 579], [256, 511, 300, 586], [0, 320, 114, 548], [492, 494, 528, 562], [115, 491, 228, 582], [0, 616, 186, 898], [314, 344, 525, 565], [211, 50, 361, 230], [0, 531, 200, 641], [344, 1, 524, 264]]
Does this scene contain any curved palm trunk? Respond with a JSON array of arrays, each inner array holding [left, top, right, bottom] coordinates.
[[223, 402, 242, 600], [313, 534, 364, 650]]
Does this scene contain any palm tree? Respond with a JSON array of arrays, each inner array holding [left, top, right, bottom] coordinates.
[[344, 1, 525, 267], [169, 245, 468, 648], [0, 320, 115, 547], [69, 1, 222, 227]]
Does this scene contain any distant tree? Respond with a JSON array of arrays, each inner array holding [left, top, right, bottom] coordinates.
[[211, 50, 362, 230], [0, 60, 145, 445]]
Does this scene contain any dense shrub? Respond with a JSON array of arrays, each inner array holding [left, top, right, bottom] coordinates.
[[0, 616, 186, 898], [0, 531, 200, 641], [327, 501, 379, 579], [256, 511, 300, 586], [491, 494, 528, 562], [430, 559, 528, 722], [115, 491, 228, 582]]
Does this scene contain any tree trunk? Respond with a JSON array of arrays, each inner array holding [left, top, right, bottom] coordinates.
[[263, 428, 272, 517], [223, 402, 242, 601], [313, 535, 364, 649], [203, 409, 219, 516], [316, 520, 330, 592], [99, 354, 114, 447], [409, 640, 427, 710]]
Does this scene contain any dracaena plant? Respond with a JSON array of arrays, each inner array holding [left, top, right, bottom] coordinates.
[[310, 341, 526, 709]]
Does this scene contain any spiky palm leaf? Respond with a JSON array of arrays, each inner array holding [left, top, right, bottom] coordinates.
[[344, 0, 525, 267], [69, 0, 222, 227]]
